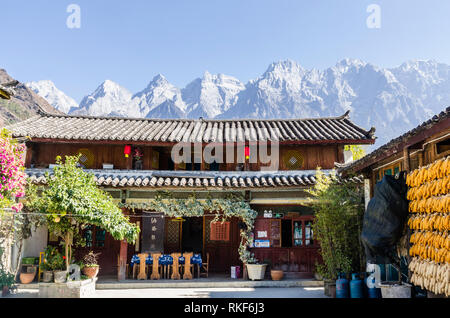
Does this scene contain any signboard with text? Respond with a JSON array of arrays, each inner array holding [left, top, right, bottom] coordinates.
[[141, 211, 165, 253]]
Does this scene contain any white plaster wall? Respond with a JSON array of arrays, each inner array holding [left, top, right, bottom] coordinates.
[[23, 225, 48, 257]]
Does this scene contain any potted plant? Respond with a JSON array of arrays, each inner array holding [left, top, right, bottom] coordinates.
[[50, 250, 67, 283], [41, 246, 57, 282], [81, 251, 100, 279], [133, 147, 143, 170], [0, 265, 16, 297], [245, 256, 267, 281]]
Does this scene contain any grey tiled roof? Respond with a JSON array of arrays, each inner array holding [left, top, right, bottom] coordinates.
[[8, 110, 376, 143], [26, 169, 363, 188]]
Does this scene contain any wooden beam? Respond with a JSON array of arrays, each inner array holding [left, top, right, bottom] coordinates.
[[23, 137, 375, 147], [249, 198, 317, 205]]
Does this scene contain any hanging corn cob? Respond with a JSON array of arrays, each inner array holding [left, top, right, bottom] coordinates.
[[408, 257, 450, 296], [407, 156, 450, 296]]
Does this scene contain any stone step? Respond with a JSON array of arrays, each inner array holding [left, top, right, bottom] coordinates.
[[16, 279, 324, 290]]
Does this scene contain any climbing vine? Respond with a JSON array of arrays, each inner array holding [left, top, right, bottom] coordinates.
[[119, 191, 258, 263]]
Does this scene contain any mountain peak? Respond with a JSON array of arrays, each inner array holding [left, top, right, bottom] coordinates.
[[26, 80, 77, 114], [334, 58, 367, 71], [265, 59, 303, 74], [203, 70, 213, 80], [99, 79, 123, 91]]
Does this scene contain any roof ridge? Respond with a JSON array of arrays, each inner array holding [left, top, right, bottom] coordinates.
[[36, 108, 357, 123]]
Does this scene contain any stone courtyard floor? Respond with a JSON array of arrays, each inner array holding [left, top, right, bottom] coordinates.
[[5, 286, 327, 298]]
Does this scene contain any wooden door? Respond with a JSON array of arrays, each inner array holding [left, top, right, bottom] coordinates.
[[164, 217, 182, 253], [75, 225, 121, 276], [204, 216, 240, 273]]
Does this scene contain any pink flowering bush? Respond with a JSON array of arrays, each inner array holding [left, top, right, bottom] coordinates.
[[0, 128, 26, 212]]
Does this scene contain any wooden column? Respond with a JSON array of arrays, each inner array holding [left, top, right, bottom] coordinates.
[[118, 207, 129, 281], [403, 147, 410, 173], [146, 146, 153, 170], [117, 239, 128, 281], [200, 146, 205, 171], [418, 151, 424, 168], [24, 142, 33, 167]]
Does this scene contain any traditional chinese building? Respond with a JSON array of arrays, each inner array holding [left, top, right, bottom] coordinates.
[[8, 109, 375, 279]]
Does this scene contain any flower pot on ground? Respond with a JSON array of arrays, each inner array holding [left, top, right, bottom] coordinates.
[[19, 271, 36, 284], [53, 270, 67, 283], [82, 266, 99, 279], [270, 270, 284, 281], [324, 280, 336, 297], [246, 264, 267, 281], [42, 271, 53, 283], [0, 251, 16, 295], [81, 251, 101, 279], [2, 285, 9, 297], [329, 283, 336, 298]]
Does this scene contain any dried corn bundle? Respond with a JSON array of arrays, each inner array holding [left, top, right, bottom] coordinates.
[[408, 214, 450, 231], [408, 195, 450, 214], [407, 175, 450, 201], [407, 156, 450, 296], [406, 157, 450, 188], [409, 257, 450, 296]]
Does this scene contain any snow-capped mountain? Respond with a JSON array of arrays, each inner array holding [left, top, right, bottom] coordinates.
[[183, 71, 245, 119], [71, 80, 139, 117], [28, 59, 450, 149], [132, 74, 186, 118], [220, 59, 444, 147], [25, 80, 78, 114]]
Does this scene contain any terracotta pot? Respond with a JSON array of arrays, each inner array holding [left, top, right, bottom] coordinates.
[[42, 271, 53, 283], [53, 270, 67, 283], [19, 271, 36, 284], [82, 266, 99, 279], [270, 270, 284, 281]]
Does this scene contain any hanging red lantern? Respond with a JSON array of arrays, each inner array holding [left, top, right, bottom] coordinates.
[[245, 146, 250, 160], [124, 145, 131, 158]]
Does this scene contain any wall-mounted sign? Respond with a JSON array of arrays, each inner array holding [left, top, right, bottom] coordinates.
[[142, 212, 164, 253], [257, 231, 267, 238], [254, 240, 270, 248]]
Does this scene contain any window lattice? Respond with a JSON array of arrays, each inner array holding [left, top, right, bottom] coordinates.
[[210, 221, 230, 241]]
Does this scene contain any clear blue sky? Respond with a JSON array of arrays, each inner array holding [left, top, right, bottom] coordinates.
[[1, 0, 450, 102]]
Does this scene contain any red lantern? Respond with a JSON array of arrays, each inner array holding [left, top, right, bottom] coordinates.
[[245, 146, 250, 160], [124, 145, 131, 158]]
